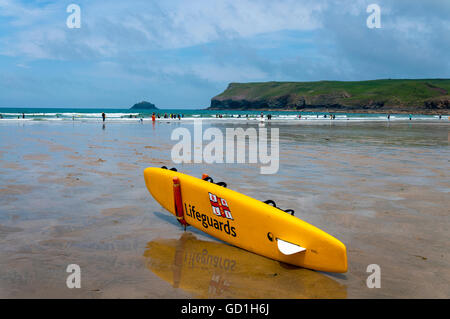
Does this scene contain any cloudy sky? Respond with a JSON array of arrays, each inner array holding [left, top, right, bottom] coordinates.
[[0, 0, 449, 108]]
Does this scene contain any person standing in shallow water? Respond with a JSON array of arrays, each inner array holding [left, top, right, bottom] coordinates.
[[102, 112, 106, 122]]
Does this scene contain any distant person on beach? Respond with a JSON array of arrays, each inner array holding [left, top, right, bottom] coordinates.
[[387, 114, 390, 120], [409, 114, 412, 121], [152, 112, 156, 122], [22, 113, 25, 119], [102, 112, 106, 122], [439, 114, 441, 119], [0, 114, 2, 119], [260, 112, 264, 118]]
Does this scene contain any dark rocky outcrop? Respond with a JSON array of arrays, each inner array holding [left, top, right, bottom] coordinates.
[[130, 101, 158, 110]]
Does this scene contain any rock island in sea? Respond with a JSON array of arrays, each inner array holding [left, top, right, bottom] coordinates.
[[130, 101, 158, 110]]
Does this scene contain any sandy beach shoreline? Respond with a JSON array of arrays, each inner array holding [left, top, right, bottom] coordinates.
[[0, 120, 449, 298]]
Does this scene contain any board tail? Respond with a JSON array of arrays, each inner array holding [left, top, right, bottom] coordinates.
[[277, 239, 306, 255]]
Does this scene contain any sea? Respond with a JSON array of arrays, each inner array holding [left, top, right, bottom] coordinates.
[[0, 107, 448, 122]]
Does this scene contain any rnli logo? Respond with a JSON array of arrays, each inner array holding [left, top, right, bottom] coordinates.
[[208, 193, 233, 220]]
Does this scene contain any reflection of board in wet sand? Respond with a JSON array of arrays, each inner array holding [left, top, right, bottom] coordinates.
[[144, 233, 347, 298], [144, 167, 347, 273]]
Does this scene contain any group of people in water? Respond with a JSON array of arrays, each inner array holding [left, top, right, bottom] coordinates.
[[150, 113, 184, 121], [0, 113, 26, 119], [161, 113, 183, 119], [214, 112, 338, 120], [100, 112, 184, 122], [215, 113, 273, 119]]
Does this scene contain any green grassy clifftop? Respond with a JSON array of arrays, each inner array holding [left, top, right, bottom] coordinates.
[[209, 79, 450, 114]]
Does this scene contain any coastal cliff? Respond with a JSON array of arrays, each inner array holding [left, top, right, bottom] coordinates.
[[209, 79, 450, 114]]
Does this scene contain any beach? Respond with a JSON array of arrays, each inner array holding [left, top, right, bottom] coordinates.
[[0, 119, 449, 298]]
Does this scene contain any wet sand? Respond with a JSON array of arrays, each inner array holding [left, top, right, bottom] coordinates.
[[0, 120, 448, 298]]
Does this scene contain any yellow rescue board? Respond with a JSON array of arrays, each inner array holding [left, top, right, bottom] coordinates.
[[143, 167, 347, 273]]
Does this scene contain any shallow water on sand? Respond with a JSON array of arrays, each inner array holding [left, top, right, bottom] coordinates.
[[0, 120, 448, 298]]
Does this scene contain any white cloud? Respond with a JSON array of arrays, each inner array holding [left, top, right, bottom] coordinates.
[[0, 0, 325, 59], [0, 0, 59, 27]]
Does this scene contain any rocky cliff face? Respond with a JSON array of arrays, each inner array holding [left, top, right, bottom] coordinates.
[[424, 96, 450, 110], [209, 80, 450, 114], [210, 92, 366, 110]]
